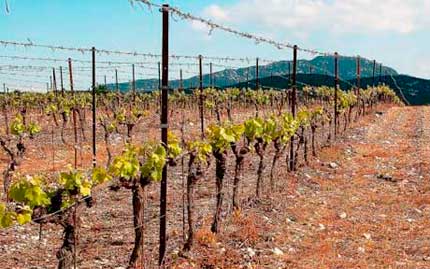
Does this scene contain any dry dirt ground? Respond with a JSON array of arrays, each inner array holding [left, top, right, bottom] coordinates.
[[2, 105, 430, 268]]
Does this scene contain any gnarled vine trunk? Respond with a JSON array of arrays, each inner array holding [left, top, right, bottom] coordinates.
[[255, 141, 267, 198], [231, 144, 248, 209], [128, 182, 145, 269], [211, 150, 226, 234], [270, 141, 285, 191]]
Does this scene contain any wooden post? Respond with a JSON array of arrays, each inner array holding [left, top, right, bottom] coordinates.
[[159, 4, 169, 266]]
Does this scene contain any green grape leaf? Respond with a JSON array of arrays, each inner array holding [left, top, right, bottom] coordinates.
[[16, 211, 32, 225], [92, 167, 112, 185]]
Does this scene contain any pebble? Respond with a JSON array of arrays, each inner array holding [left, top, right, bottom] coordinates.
[[339, 212, 347, 219], [329, 162, 338, 169], [246, 247, 256, 257], [363, 233, 372, 240], [272, 247, 284, 256]]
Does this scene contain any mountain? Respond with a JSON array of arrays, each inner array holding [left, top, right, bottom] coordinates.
[[108, 56, 398, 92], [107, 55, 430, 105]]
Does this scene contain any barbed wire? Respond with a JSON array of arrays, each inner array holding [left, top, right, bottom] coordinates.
[[0, 55, 243, 69], [388, 74, 410, 105], [0, 62, 246, 84], [0, 40, 275, 64], [131, 0, 333, 57]]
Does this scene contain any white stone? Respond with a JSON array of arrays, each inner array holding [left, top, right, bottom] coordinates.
[[246, 247, 256, 257], [272, 247, 284, 256], [329, 162, 338, 169]]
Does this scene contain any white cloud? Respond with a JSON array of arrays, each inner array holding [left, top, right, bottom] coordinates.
[[203, 0, 430, 35]]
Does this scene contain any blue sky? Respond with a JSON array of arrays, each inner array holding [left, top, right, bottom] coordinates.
[[0, 0, 428, 90]]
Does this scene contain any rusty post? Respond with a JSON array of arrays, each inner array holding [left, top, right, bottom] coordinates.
[[179, 69, 183, 92], [210, 62, 213, 88], [255, 57, 259, 90], [60, 66, 64, 96], [199, 55, 204, 138], [356, 56, 361, 96], [68, 58, 78, 169], [246, 67, 249, 89], [52, 68, 57, 95], [132, 64, 136, 98], [334, 52, 339, 139], [289, 45, 297, 171], [91, 47, 96, 167], [159, 4, 169, 266], [115, 69, 119, 92]]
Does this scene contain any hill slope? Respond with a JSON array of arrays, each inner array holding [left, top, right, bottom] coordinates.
[[109, 55, 430, 105], [110, 56, 397, 91]]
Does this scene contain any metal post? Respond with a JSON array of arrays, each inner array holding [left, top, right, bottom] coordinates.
[[52, 68, 57, 95], [246, 67, 249, 89], [255, 57, 259, 90], [132, 64, 136, 97], [199, 55, 204, 138], [334, 52, 339, 139], [158, 61, 161, 90], [91, 47, 96, 167], [159, 4, 169, 266], [289, 45, 297, 171], [3, 83, 5, 94], [60, 66, 64, 96], [68, 58, 78, 169], [104, 75, 107, 88], [372, 60, 376, 87], [356, 56, 361, 96], [288, 61, 291, 87], [210, 62, 213, 88], [179, 69, 183, 91], [115, 69, 119, 92]]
